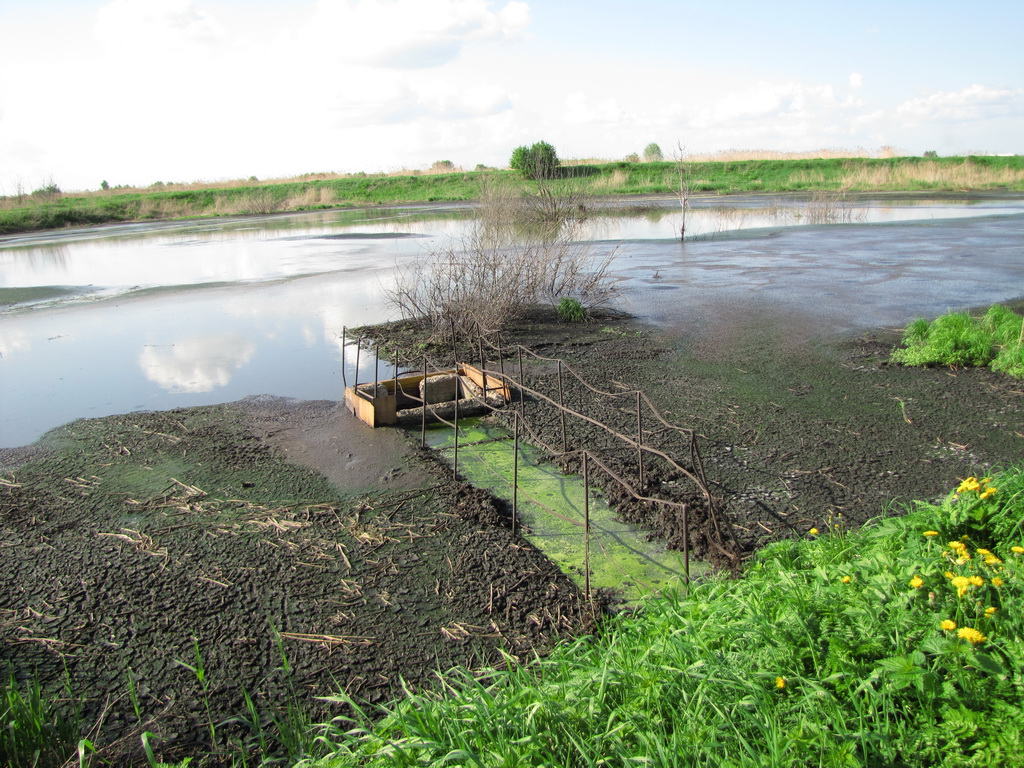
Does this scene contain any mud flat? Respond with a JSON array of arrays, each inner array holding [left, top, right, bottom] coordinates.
[[0, 397, 592, 764], [3, 306, 1024, 763]]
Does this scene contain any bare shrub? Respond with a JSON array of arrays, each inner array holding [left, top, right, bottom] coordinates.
[[236, 189, 285, 215], [475, 178, 590, 242], [802, 190, 859, 224], [386, 198, 614, 339]]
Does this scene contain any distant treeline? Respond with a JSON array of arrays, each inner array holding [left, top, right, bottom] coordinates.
[[2, 155, 1022, 236]]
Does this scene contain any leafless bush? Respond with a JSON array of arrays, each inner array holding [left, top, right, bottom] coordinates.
[[236, 189, 286, 215], [801, 190, 860, 224], [387, 223, 615, 340], [475, 178, 591, 242]]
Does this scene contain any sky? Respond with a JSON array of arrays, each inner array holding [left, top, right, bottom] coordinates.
[[1, 0, 1022, 193]]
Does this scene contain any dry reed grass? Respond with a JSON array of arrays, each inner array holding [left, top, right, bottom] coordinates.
[[838, 160, 1024, 189]]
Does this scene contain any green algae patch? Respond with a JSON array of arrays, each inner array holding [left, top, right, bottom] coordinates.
[[426, 419, 705, 600]]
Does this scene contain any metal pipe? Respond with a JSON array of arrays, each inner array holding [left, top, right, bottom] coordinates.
[[421, 353, 427, 447], [518, 345, 525, 415], [637, 390, 645, 490], [354, 335, 362, 390], [683, 502, 690, 583], [512, 411, 519, 536], [341, 326, 347, 389], [557, 360, 567, 454], [583, 450, 591, 600]]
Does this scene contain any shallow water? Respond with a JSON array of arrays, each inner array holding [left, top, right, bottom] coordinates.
[[426, 420, 698, 600], [2, 196, 1023, 448]]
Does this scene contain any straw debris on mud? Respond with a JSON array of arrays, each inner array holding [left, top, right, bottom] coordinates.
[[0, 399, 593, 764]]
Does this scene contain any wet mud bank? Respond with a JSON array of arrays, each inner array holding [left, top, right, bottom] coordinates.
[[0, 399, 593, 764]]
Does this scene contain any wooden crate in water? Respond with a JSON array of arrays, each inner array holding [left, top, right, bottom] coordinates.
[[344, 364, 510, 428]]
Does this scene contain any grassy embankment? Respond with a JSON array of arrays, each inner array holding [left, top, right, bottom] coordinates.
[[304, 468, 1024, 767], [6, 467, 1024, 767], [2, 155, 1023, 236]]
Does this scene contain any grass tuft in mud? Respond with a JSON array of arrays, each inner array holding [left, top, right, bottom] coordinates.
[[893, 304, 1024, 377]]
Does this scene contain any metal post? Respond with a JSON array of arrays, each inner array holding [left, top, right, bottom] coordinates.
[[478, 334, 487, 403], [512, 411, 519, 536], [497, 331, 506, 382], [682, 503, 690, 582], [453, 386, 459, 479], [341, 327, 347, 389], [557, 360, 567, 454], [421, 354, 427, 447], [636, 391, 645, 490], [583, 450, 591, 600], [354, 335, 362, 390], [517, 345, 525, 415]]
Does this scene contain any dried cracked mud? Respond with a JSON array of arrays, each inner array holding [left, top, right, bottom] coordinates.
[[3, 305, 1024, 764]]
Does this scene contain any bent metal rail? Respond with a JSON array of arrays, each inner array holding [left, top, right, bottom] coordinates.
[[340, 325, 740, 590]]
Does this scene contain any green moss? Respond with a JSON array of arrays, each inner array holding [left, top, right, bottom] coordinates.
[[426, 420, 700, 599]]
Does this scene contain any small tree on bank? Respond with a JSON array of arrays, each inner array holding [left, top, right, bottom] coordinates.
[[643, 142, 664, 162], [509, 141, 560, 180]]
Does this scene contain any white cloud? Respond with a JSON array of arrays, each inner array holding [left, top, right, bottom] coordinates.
[[94, 0, 224, 52], [849, 72, 863, 90], [336, 75, 512, 126], [564, 92, 625, 125], [306, 0, 529, 69], [0, 329, 33, 359], [690, 82, 841, 129], [139, 334, 255, 393], [896, 84, 1024, 123]]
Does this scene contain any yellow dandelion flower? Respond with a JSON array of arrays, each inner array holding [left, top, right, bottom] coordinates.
[[949, 541, 967, 552], [1011, 546, 1024, 554], [979, 486, 997, 500], [950, 576, 971, 597], [992, 576, 1004, 587], [985, 554, 1003, 566], [775, 676, 786, 689], [809, 528, 819, 535], [944, 571, 955, 579], [976, 548, 992, 556], [909, 575, 924, 589], [957, 627, 987, 644], [981, 477, 993, 485], [841, 575, 852, 584], [985, 606, 997, 615], [957, 477, 981, 494], [968, 575, 984, 587], [923, 530, 939, 537], [941, 619, 957, 631]]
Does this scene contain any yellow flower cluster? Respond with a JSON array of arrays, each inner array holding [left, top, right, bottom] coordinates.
[[956, 476, 997, 498], [957, 627, 987, 644]]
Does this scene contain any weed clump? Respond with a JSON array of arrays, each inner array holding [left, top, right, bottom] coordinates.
[[556, 297, 587, 323], [892, 304, 1024, 377]]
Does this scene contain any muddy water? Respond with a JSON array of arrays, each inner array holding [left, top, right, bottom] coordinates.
[[2, 197, 1023, 448]]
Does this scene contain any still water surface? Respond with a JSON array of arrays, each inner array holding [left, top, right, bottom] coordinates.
[[2, 196, 1023, 448]]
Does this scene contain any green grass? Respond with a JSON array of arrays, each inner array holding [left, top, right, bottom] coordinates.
[[3, 155, 1023, 235], [556, 297, 587, 323], [1, 670, 83, 768], [893, 304, 1024, 377], [303, 466, 1024, 767]]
